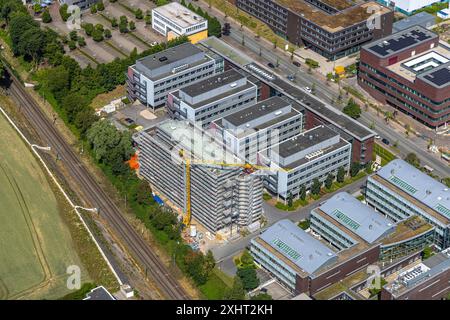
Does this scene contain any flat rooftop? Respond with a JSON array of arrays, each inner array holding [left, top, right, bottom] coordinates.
[[392, 12, 436, 33], [317, 192, 396, 244], [257, 219, 338, 275], [198, 37, 375, 141], [277, 125, 338, 159], [365, 26, 437, 58], [136, 42, 204, 71], [384, 248, 450, 296], [420, 62, 450, 88], [275, 0, 390, 32], [222, 96, 290, 127], [381, 216, 434, 245], [180, 69, 245, 97], [373, 159, 450, 225], [152, 2, 206, 28]]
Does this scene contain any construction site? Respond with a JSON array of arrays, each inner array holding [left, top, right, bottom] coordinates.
[[133, 119, 265, 251]]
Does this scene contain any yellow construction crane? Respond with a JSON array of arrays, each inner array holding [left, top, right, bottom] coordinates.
[[178, 149, 284, 228]]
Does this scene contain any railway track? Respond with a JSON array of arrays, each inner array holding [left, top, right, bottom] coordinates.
[[6, 73, 189, 300]]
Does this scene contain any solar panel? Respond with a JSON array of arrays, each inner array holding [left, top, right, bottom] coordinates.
[[423, 67, 450, 86], [369, 29, 432, 56]]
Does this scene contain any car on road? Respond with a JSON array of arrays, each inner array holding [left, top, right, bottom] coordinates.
[[293, 61, 301, 67], [381, 138, 390, 145], [267, 62, 275, 69], [287, 75, 295, 82], [304, 86, 312, 93], [375, 135, 381, 139]]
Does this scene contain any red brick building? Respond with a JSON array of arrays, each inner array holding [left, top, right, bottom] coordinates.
[[359, 26, 450, 128]]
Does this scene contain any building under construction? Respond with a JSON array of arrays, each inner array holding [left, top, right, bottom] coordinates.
[[134, 119, 263, 235]]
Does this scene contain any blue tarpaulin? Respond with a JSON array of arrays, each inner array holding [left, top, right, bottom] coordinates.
[[153, 195, 164, 206]]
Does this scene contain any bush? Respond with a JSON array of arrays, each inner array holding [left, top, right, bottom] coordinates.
[[104, 29, 112, 39], [69, 30, 78, 41], [92, 29, 104, 42], [97, 0, 105, 11], [135, 8, 143, 20], [68, 40, 76, 50], [129, 21, 136, 31], [59, 3, 70, 21], [90, 4, 97, 14], [305, 58, 319, 68], [343, 98, 361, 119], [77, 37, 86, 47], [42, 9, 52, 23], [83, 23, 94, 36]]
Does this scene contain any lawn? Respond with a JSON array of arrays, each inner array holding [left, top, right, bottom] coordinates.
[[199, 268, 232, 300], [0, 112, 91, 299], [373, 143, 396, 166]]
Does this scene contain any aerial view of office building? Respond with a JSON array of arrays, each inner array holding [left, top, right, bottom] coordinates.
[[359, 26, 450, 128], [127, 42, 224, 109], [134, 120, 263, 235], [250, 219, 382, 295], [198, 37, 376, 165], [211, 96, 304, 162], [311, 192, 435, 262], [259, 125, 351, 199], [382, 248, 450, 300], [167, 69, 258, 127], [151, 2, 208, 44], [366, 159, 450, 249], [229, 0, 393, 60]]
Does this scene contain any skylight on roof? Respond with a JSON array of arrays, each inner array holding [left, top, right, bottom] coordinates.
[[435, 204, 450, 219], [332, 209, 360, 230], [390, 175, 417, 194], [272, 238, 301, 260]]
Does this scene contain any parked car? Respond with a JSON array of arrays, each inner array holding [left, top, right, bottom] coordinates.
[[124, 118, 135, 125], [304, 86, 312, 93], [293, 61, 301, 67], [381, 138, 390, 145], [267, 62, 275, 68], [287, 75, 295, 82], [375, 135, 381, 139]]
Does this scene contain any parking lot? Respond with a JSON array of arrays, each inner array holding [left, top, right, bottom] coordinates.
[[45, 0, 165, 67]]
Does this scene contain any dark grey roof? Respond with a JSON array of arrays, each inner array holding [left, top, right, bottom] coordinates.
[[181, 69, 245, 97], [223, 96, 289, 126], [84, 286, 115, 300], [393, 12, 436, 33], [364, 26, 437, 57], [420, 62, 450, 88], [277, 125, 338, 158], [137, 43, 203, 70]]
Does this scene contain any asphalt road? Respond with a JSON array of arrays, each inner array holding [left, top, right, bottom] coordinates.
[[6, 70, 188, 300]]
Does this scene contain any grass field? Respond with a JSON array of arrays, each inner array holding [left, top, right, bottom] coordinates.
[[0, 113, 91, 300]]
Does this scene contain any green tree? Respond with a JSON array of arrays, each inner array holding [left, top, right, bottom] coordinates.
[[111, 17, 118, 28], [287, 192, 293, 207], [77, 36, 86, 47], [42, 8, 52, 23], [135, 180, 153, 206], [104, 28, 112, 39], [144, 15, 151, 25], [74, 109, 97, 137], [69, 30, 78, 41], [237, 267, 259, 291], [325, 173, 333, 190], [337, 166, 345, 183], [97, 0, 105, 11], [239, 249, 254, 268], [83, 23, 94, 36], [45, 65, 70, 101], [350, 162, 360, 177], [343, 98, 361, 119], [119, 21, 128, 33], [129, 21, 136, 31], [68, 40, 76, 50], [422, 246, 433, 260], [204, 250, 216, 275], [135, 8, 143, 20], [224, 276, 246, 300], [299, 185, 306, 201], [404, 152, 420, 168], [311, 178, 321, 195], [61, 92, 88, 122], [90, 4, 97, 14], [92, 28, 104, 42], [59, 3, 70, 21], [443, 177, 450, 188], [95, 23, 104, 32]]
